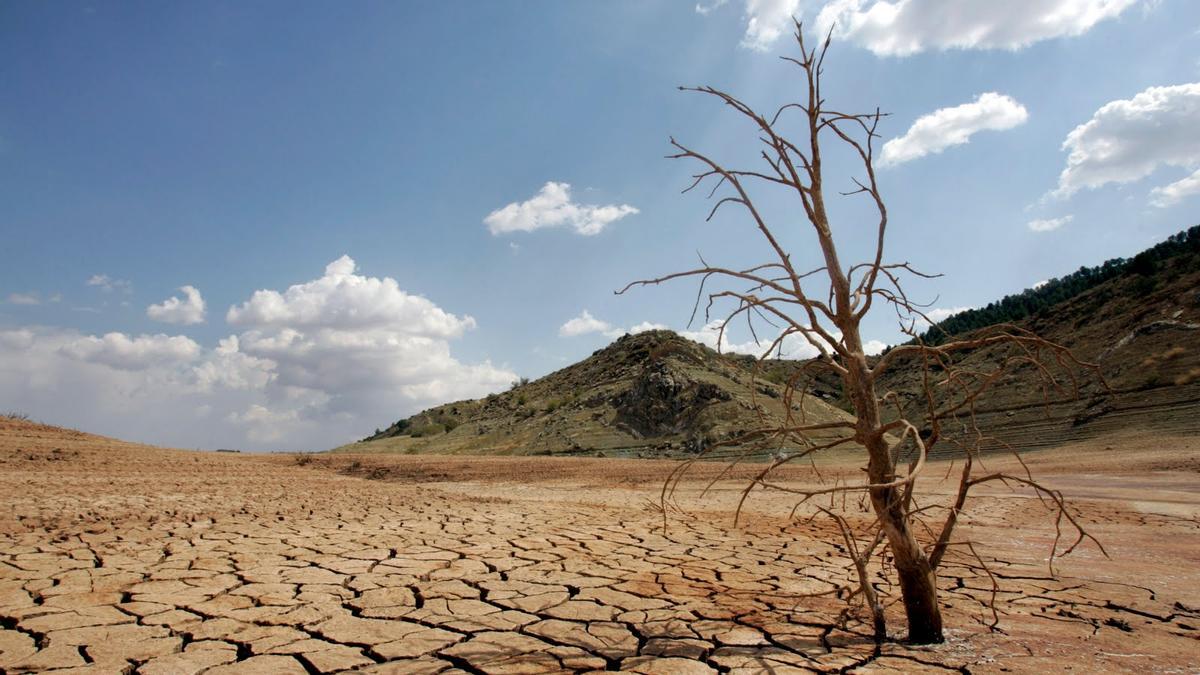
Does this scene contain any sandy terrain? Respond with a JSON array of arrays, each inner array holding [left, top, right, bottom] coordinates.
[[0, 418, 1197, 674]]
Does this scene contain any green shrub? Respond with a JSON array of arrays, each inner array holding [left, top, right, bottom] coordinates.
[[410, 423, 446, 438]]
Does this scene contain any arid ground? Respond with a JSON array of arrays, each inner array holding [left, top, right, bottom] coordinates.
[[1, 417, 1197, 674]]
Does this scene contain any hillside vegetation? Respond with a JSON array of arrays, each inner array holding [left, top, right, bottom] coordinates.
[[874, 225, 1200, 455], [919, 224, 1199, 344]]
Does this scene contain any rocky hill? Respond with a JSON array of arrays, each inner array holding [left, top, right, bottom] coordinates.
[[335, 330, 855, 458]]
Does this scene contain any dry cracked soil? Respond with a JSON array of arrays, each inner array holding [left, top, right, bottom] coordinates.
[[1, 418, 1198, 674]]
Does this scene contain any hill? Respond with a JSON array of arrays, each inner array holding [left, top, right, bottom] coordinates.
[[336, 330, 855, 458], [0, 413, 168, 465], [778, 226, 1200, 456], [918, 225, 1200, 345]]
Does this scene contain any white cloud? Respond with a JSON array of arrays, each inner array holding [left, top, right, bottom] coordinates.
[[1149, 168, 1200, 208], [0, 257, 516, 451], [680, 321, 828, 359], [484, 182, 638, 236], [1027, 215, 1074, 232], [228, 255, 474, 337], [922, 306, 974, 324], [227, 256, 514, 435], [559, 312, 670, 340], [191, 335, 275, 392], [742, 0, 801, 51], [1032, 279, 1050, 290], [816, 0, 1139, 56], [7, 292, 40, 305], [628, 321, 669, 334], [0, 327, 234, 445], [862, 339, 888, 356], [147, 285, 207, 325], [1053, 83, 1200, 201], [59, 332, 202, 371], [559, 310, 613, 337], [86, 274, 132, 294], [0, 326, 287, 449], [696, 0, 730, 15], [880, 93, 1028, 167], [226, 404, 301, 443], [693, 0, 799, 51]]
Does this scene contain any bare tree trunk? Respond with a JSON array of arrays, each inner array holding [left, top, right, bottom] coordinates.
[[846, 349, 945, 643], [872, 479, 944, 643]]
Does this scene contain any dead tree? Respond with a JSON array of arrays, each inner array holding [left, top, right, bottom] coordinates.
[[619, 23, 1103, 644]]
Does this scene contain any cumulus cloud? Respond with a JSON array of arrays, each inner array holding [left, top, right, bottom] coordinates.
[[227, 256, 514, 434], [816, 0, 1139, 56], [559, 312, 669, 340], [1, 326, 295, 449], [484, 182, 638, 236], [0, 257, 516, 451], [559, 310, 613, 338], [191, 336, 275, 392], [742, 0, 801, 51], [228, 256, 474, 337], [880, 93, 1028, 167], [922, 306, 974, 324], [0, 328, 226, 442], [147, 285, 206, 325], [862, 340, 889, 356], [1149, 168, 1200, 208], [627, 321, 669, 334], [226, 404, 302, 444], [1027, 215, 1073, 232], [7, 292, 40, 305], [1053, 83, 1200, 202], [86, 274, 132, 294], [59, 332, 202, 371]]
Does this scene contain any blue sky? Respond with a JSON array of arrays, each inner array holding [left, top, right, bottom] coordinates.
[[2, 1, 1198, 450]]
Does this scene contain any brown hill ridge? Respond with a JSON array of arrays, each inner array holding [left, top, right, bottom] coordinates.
[[337, 330, 854, 457]]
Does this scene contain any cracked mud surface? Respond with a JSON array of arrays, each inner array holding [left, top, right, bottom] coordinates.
[[1, 421, 1198, 673]]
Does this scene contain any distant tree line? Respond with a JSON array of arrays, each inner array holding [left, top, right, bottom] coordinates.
[[918, 224, 1200, 345]]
